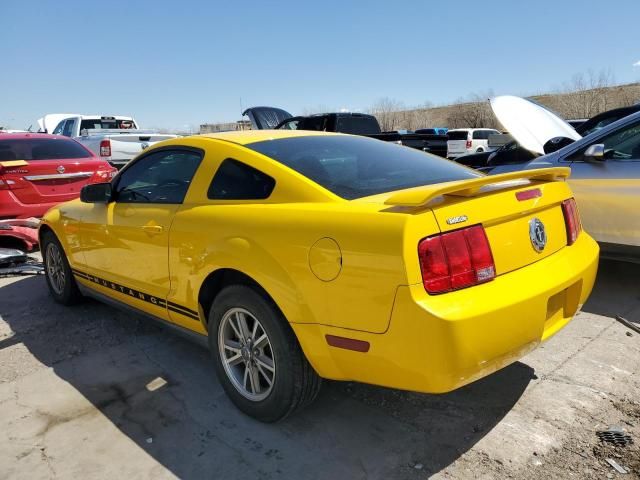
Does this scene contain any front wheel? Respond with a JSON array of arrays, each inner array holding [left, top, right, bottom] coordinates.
[[41, 231, 83, 305], [208, 285, 321, 422]]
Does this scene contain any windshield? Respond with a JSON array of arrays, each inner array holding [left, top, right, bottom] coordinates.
[[0, 138, 92, 160], [246, 135, 480, 200]]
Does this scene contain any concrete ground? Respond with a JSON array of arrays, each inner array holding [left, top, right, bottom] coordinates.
[[0, 259, 638, 479]]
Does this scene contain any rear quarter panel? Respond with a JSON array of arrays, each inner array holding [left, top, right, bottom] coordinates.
[[166, 139, 421, 334]]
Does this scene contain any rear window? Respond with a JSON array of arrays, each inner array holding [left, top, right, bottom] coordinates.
[[334, 116, 381, 135], [0, 138, 92, 161], [415, 128, 436, 135], [448, 131, 469, 140], [246, 135, 479, 200], [80, 118, 137, 131]]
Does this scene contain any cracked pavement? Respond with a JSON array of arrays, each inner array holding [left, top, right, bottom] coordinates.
[[0, 259, 639, 479]]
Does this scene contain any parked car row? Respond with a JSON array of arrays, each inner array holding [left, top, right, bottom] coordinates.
[[9, 92, 635, 423], [243, 107, 450, 157]]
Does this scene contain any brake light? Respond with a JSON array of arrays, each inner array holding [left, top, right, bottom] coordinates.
[[99, 139, 111, 157], [466, 139, 472, 149], [562, 198, 582, 245], [93, 166, 117, 181], [418, 225, 496, 294], [515, 188, 542, 201]]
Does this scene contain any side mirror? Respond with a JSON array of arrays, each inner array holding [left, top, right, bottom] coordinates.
[[80, 182, 112, 203], [584, 143, 605, 161], [543, 136, 574, 154]]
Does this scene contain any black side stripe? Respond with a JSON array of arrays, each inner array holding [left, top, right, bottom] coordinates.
[[167, 305, 200, 321], [72, 269, 199, 321], [166, 300, 199, 317]]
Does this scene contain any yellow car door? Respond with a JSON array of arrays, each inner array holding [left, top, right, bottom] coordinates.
[[78, 147, 203, 319], [567, 118, 640, 249]]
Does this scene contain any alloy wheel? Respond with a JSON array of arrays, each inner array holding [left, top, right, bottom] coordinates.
[[218, 307, 276, 401], [46, 243, 66, 295]]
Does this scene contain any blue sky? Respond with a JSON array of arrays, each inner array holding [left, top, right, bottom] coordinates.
[[2, 0, 639, 130]]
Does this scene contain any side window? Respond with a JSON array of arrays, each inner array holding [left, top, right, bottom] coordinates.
[[62, 119, 75, 137], [570, 121, 640, 162], [115, 149, 203, 204], [208, 158, 275, 200], [52, 120, 66, 135], [472, 130, 483, 140]]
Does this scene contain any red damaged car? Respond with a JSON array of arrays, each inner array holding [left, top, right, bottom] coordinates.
[[0, 133, 116, 219]]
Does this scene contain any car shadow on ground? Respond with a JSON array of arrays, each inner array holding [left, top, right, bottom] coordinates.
[[0, 275, 535, 479], [582, 259, 640, 321]]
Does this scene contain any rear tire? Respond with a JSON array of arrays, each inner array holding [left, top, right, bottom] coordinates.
[[208, 285, 321, 422], [41, 231, 83, 305]]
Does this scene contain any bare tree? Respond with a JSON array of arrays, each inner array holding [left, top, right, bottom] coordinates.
[[555, 69, 615, 118], [368, 97, 406, 131], [446, 92, 497, 129]]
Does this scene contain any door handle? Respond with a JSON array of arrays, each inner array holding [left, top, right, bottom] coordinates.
[[142, 225, 164, 235]]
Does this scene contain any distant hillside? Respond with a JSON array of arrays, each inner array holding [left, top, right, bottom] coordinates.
[[370, 82, 640, 131]]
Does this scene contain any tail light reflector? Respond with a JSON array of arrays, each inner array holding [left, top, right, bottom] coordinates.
[[418, 225, 495, 294], [465, 140, 472, 149], [562, 198, 582, 245], [92, 166, 117, 181], [99, 139, 111, 157]]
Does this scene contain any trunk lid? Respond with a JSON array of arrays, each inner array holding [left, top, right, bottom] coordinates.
[[1, 158, 109, 204], [490, 96, 581, 154], [386, 168, 574, 277]]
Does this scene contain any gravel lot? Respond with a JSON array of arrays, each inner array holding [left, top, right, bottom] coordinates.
[[1, 259, 639, 479]]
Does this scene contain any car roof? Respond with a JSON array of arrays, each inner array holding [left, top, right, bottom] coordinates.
[[199, 129, 340, 145], [0, 132, 71, 141]]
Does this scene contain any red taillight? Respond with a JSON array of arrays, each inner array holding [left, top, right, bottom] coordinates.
[[99, 139, 111, 157], [562, 198, 582, 245], [92, 166, 117, 182], [465, 139, 472, 149], [418, 225, 496, 294]]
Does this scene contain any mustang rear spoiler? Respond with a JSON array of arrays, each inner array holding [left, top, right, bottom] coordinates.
[[384, 167, 570, 206]]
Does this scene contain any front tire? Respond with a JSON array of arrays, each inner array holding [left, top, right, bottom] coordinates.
[[208, 285, 321, 422], [41, 231, 83, 305]]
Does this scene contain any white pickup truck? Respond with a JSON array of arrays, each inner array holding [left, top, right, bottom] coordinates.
[[37, 114, 177, 168]]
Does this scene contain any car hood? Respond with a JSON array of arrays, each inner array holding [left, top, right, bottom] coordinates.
[[242, 106, 293, 130], [37, 113, 77, 133], [490, 96, 581, 155]]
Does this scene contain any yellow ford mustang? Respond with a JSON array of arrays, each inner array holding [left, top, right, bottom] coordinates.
[[40, 130, 599, 421]]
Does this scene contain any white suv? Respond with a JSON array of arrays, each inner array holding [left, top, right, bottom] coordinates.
[[447, 128, 501, 158]]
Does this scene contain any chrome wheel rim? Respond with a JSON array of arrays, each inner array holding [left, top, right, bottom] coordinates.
[[218, 307, 275, 401], [45, 243, 66, 295]]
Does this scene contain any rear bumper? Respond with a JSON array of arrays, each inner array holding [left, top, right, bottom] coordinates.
[[0, 190, 52, 219], [293, 233, 599, 393]]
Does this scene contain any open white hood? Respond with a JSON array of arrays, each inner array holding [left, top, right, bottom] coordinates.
[[37, 113, 77, 133], [490, 96, 581, 155]]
